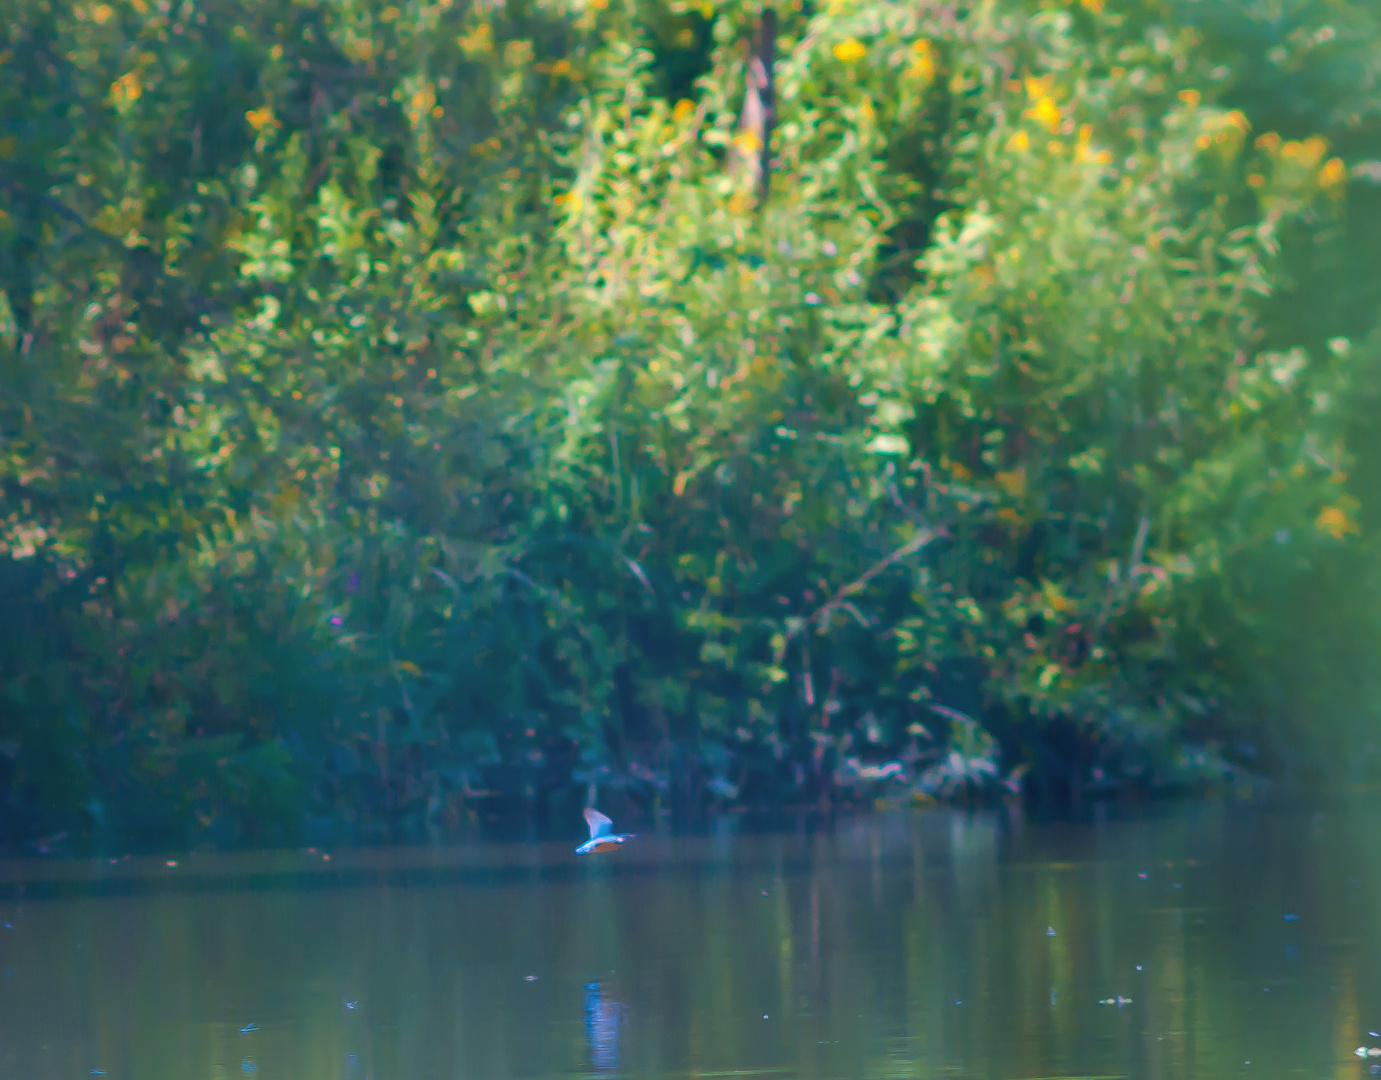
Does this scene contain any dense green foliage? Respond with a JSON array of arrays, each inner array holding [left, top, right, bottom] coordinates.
[[0, 0, 1378, 847]]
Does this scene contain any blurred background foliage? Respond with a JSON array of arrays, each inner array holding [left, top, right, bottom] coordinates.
[[0, 0, 1378, 849]]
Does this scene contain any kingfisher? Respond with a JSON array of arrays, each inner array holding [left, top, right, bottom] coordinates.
[[575, 807, 637, 856]]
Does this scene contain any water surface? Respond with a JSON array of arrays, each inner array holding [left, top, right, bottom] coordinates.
[[1, 803, 1378, 1080]]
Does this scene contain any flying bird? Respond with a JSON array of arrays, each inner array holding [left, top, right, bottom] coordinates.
[[575, 807, 636, 856]]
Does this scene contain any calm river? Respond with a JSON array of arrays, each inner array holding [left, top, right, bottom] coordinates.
[[0, 803, 1377, 1080]]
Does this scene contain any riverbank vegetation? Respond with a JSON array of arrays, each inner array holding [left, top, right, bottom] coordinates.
[[1, 0, 1378, 849]]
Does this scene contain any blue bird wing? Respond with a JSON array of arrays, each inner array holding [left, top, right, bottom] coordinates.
[[583, 807, 614, 839]]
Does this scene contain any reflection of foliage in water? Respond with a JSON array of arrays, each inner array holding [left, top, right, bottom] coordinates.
[[2, 808, 1369, 1079], [0, 0, 1376, 845]]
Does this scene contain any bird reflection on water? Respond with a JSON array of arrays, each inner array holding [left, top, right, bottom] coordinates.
[[583, 981, 621, 1073]]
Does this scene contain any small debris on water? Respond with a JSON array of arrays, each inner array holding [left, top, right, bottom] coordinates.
[[1170, 883, 1183, 890], [166, 860, 178, 868], [525, 975, 538, 982], [2, 923, 11, 930], [1283, 913, 1300, 921], [1047, 927, 1057, 937], [763, 1015, 769, 1020], [345, 1000, 359, 1008], [1099, 996, 1133, 1007], [1138, 872, 1149, 880], [1370, 1031, 1380, 1038], [1136, 965, 1143, 971], [240, 1024, 259, 1033]]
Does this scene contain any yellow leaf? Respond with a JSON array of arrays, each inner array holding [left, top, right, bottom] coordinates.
[[410, 87, 436, 117], [1041, 580, 1072, 613], [458, 23, 492, 57], [1072, 123, 1113, 166], [1177, 88, 1201, 107], [673, 98, 695, 123], [1319, 156, 1347, 196], [1316, 504, 1359, 540], [906, 39, 935, 82], [1007, 129, 1029, 153], [245, 107, 277, 133], [1298, 135, 1327, 167], [1080, 0, 1104, 11], [109, 70, 142, 107], [396, 660, 422, 676], [733, 130, 762, 154], [833, 37, 867, 63], [1025, 95, 1060, 133]]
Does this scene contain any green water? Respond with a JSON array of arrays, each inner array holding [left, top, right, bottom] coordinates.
[[0, 804, 1377, 1080]]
